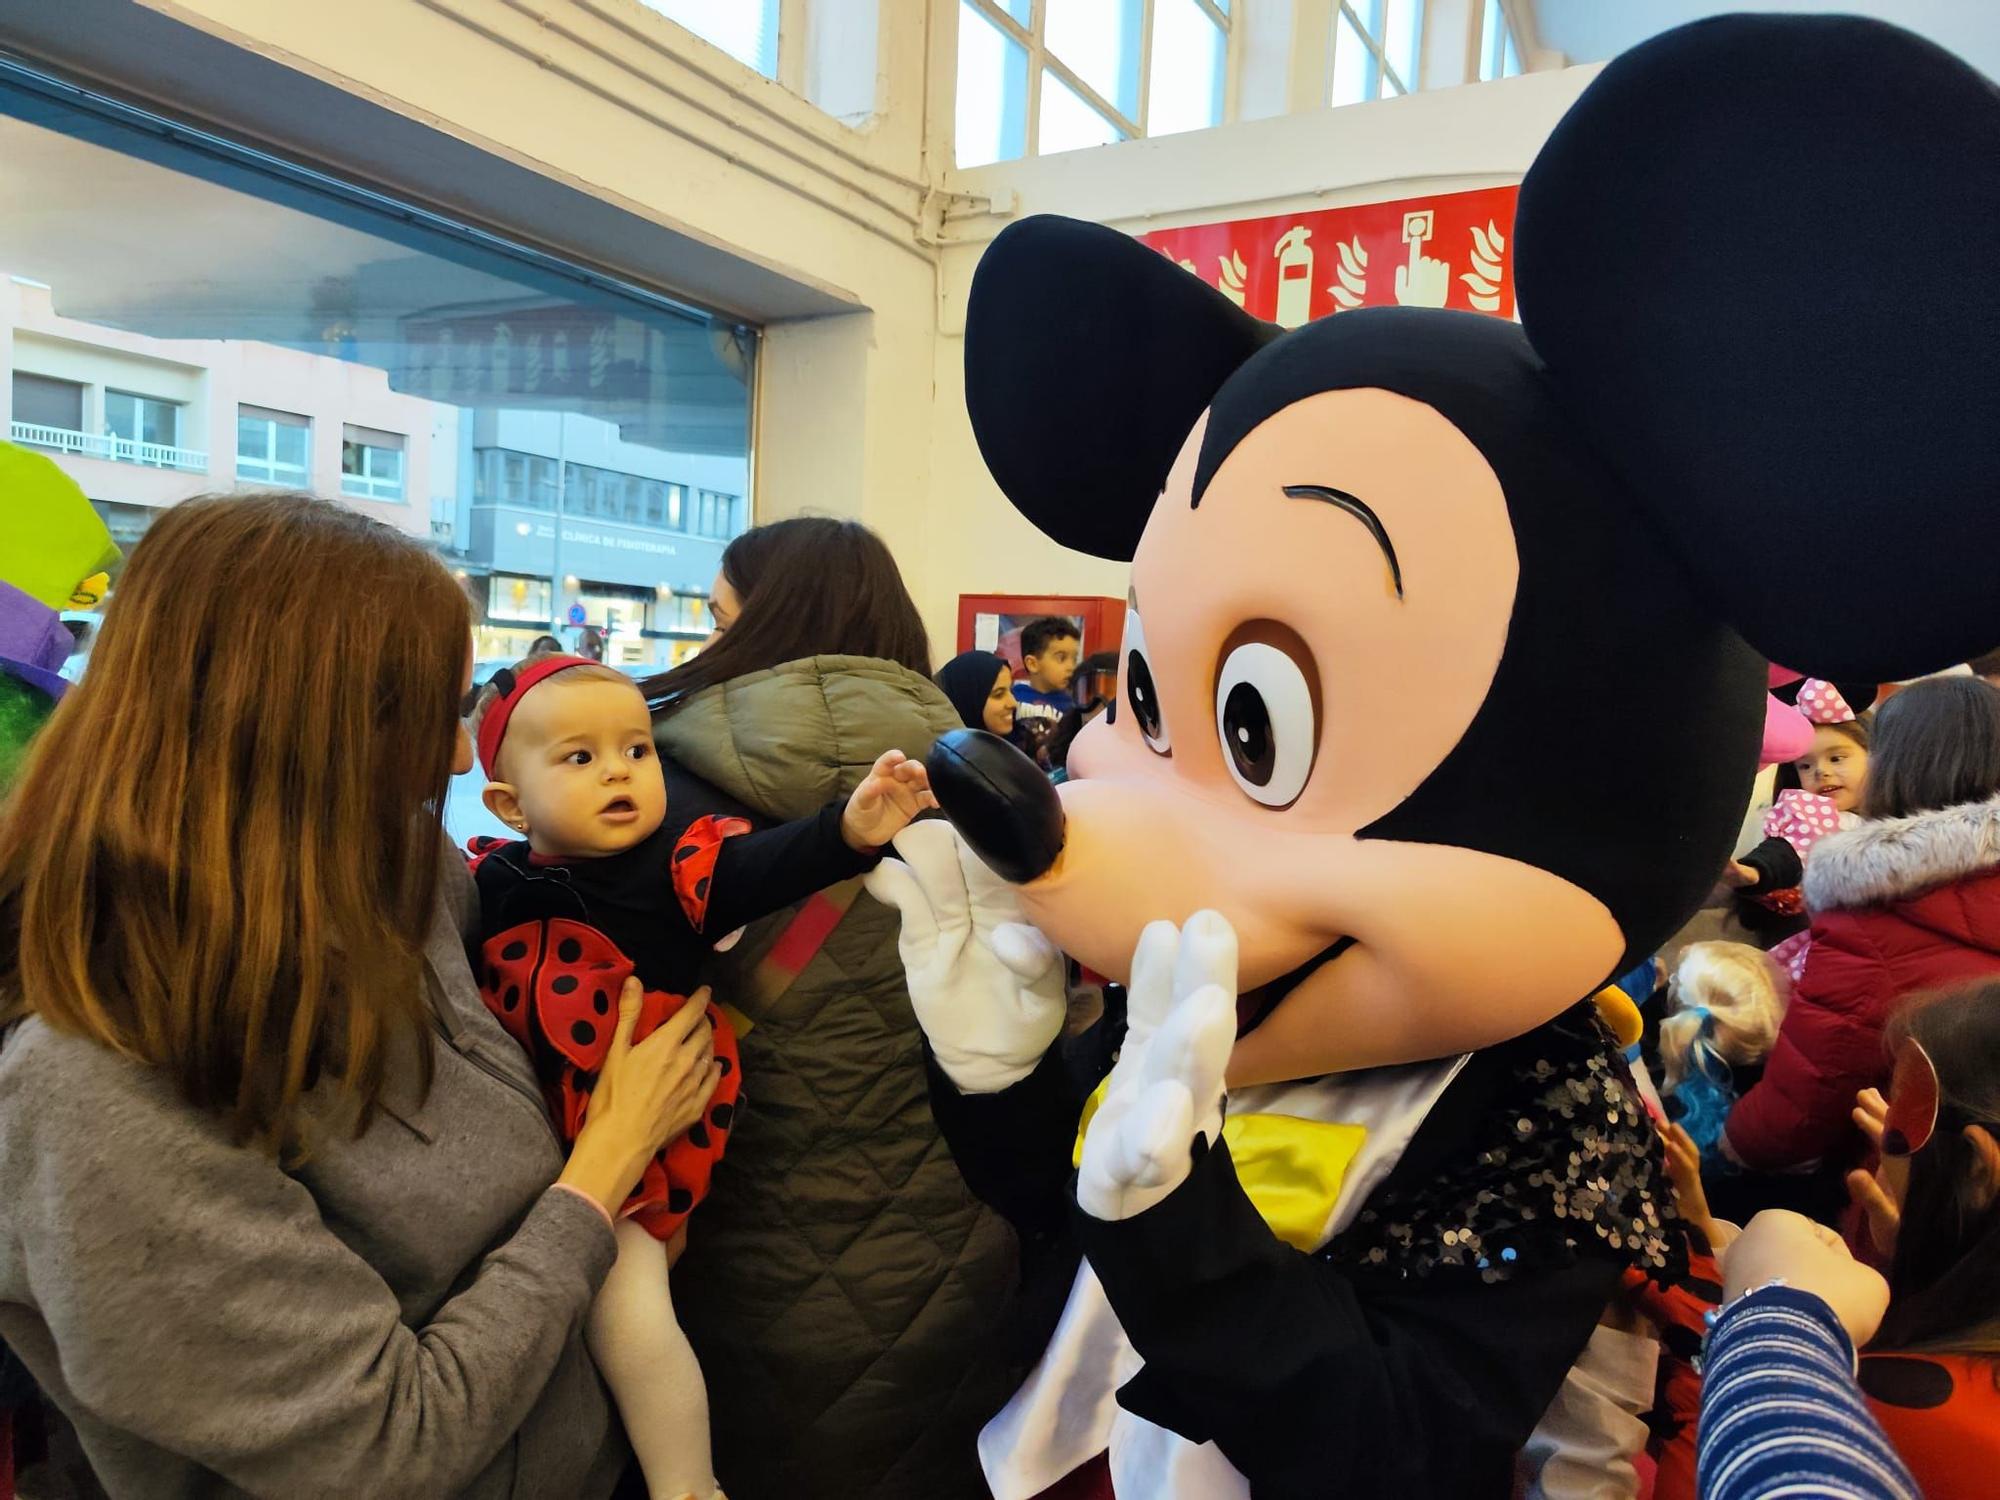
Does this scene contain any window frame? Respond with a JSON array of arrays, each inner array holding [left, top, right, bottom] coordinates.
[[635, 0, 784, 80], [10, 370, 85, 432], [103, 389, 181, 449], [340, 428, 406, 503], [1479, 0, 1522, 82], [960, 0, 1233, 163], [1330, 0, 1428, 107], [235, 406, 312, 489]]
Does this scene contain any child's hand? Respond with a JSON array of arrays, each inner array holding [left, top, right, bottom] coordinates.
[[1720, 860, 1759, 889], [842, 749, 940, 851], [1663, 1122, 1719, 1245], [1724, 1210, 1890, 1348], [1848, 1087, 1905, 1256]]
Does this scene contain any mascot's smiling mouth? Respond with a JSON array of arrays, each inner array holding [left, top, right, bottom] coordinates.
[[1238, 935, 1355, 1035]]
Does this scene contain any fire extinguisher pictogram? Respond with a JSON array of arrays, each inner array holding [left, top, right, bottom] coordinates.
[[1274, 226, 1315, 328]]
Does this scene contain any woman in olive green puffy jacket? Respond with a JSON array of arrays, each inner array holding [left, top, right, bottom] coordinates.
[[645, 518, 1025, 1500]]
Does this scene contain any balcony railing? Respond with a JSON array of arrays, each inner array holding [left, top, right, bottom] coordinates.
[[10, 420, 209, 474]]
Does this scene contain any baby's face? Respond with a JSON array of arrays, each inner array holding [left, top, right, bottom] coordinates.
[[498, 677, 668, 857]]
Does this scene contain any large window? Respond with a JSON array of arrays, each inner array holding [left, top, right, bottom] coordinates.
[[340, 426, 406, 502], [11, 370, 82, 433], [103, 390, 184, 468], [236, 406, 311, 488], [957, 0, 1231, 167], [1330, 0, 1427, 107], [639, 0, 780, 76], [692, 490, 739, 539], [1, 61, 756, 841], [1479, 0, 1522, 82]]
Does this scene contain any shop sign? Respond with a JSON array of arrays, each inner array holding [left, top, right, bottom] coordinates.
[[519, 521, 681, 559], [1137, 184, 1519, 327]]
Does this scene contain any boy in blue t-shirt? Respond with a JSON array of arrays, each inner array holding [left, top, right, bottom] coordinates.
[[1011, 617, 1080, 763]]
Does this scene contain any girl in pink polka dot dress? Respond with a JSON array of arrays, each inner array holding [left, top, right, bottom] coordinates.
[[1722, 680, 1873, 970]]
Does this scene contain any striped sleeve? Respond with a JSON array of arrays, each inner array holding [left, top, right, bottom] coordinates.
[[1697, 1286, 1920, 1500]]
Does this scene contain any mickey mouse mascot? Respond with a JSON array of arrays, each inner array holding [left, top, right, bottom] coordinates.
[[865, 14, 2000, 1498]]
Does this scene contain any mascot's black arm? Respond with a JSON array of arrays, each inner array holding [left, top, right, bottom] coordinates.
[[923, 994, 1123, 1243], [924, 1013, 1129, 1377], [1076, 1048, 1625, 1497]]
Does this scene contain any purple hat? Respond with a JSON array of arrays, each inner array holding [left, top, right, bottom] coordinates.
[[0, 578, 73, 701]]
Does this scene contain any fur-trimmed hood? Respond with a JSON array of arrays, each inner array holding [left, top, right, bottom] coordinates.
[[1804, 794, 2000, 915]]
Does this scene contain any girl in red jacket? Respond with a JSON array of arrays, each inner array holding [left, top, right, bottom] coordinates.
[[1725, 676, 2000, 1188], [1844, 982, 2000, 1499]]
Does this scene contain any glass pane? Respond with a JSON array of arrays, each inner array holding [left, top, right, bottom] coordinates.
[[992, 0, 1032, 20], [104, 390, 135, 440], [1, 74, 755, 839], [1383, 0, 1421, 93], [1331, 11, 1377, 108], [1045, 0, 1143, 122], [1039, 70, 1124, 156], [1480, 0, 1503, 82], [141, 399, 175, 447], [12, 371, 83, 429], [1503, 32, 1521, 77], [1147, 0, 1225, 138], [636, 0, 779, 77], [957, 2, 1030, 167]]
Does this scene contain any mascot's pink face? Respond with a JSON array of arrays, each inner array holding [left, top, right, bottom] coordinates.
[[1018, 389, 1624, 1086]]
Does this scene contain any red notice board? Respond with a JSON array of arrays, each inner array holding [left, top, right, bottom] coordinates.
[[956, 594, 1127, 672]]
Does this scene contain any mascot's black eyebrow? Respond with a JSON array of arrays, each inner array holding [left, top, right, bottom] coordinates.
[[1280, 484, 1404, 599]]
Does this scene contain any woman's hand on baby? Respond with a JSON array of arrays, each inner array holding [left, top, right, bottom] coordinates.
[[559, 978, 722, 1218], [842, 749, 940, 851]]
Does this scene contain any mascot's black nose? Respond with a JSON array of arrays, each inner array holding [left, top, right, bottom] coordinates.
[[926, 729, 1065, 885]]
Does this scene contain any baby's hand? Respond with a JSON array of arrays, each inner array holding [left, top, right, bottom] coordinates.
[[842, 750, 940, 851]]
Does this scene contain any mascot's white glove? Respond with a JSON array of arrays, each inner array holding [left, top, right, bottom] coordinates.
[[1077, 911, 1239, 1222], [865, 818, 1066, 1094]]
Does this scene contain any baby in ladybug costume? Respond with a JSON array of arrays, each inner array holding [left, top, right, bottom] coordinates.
[[467, 654, 935, 1500]]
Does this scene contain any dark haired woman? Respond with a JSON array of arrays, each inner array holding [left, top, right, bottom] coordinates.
[[1846, 983, 2000, 1497], [1727, 676, 2000, 1186], [936, 649, 1018, 737], [643, 517, 1022, 1500]]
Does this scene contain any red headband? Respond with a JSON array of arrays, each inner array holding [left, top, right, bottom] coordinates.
[[475, 654, 595, 779]]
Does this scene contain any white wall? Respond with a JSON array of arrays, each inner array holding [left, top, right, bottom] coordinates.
[[922, 63, 1602, 637]]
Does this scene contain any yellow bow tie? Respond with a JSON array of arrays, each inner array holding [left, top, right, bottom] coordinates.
[[1074, 1080, 1368, 1252]]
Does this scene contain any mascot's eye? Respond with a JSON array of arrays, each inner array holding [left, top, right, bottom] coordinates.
[[1215, 642, 1317, 807], [1123, 611, 1170, 755]]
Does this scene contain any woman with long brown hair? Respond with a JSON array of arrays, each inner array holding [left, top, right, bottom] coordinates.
[[642, 517, 1026, 1500], [0, 494, 717, 1500]]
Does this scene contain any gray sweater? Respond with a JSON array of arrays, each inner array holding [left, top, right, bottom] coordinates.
[[0, 853, 627, 1499]]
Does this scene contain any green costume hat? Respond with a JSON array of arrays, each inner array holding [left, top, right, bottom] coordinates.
[[0, 441, 119, 789]]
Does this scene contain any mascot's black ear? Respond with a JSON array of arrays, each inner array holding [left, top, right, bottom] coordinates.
[[1516, 15, 2000, 682], [965, 215, 1276, 561]]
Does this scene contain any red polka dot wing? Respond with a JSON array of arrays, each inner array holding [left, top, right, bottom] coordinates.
[[534, 919, 642, 1071], [477, 921, 541, 1054], [671, 814, 755, 932]]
